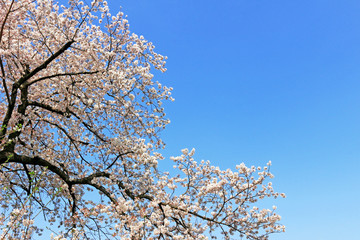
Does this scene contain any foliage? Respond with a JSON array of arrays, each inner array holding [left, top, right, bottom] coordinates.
[[0, 0, 285, 239]]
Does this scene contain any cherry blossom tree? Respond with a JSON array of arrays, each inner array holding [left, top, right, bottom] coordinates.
[[0, 0, 285, 239]]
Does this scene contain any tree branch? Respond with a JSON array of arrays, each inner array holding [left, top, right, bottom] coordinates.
[[0, 0, 14, 44], [1, 41, 75, 141], [16, 40, 74, 86], [27, 71, 100, 86], [106, 151, 133, 170], [0, 151, 116, 202], [28, 100, 67, 116], [0, 58, 10, 103]]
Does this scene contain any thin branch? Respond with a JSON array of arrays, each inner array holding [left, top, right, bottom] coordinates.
[[106, 151, 132, 170], [68, 109, 107, 142], [0, 0, 14, 44], [28, 100, 67, 116], [0, 58, 10, 103], [27, 70, 100, 86]]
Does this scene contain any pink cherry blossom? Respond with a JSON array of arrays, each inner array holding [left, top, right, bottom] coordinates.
[[0, 0, 285, 239]]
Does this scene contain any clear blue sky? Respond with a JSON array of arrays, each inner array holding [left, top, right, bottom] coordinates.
[[109, 1, 360, 239]]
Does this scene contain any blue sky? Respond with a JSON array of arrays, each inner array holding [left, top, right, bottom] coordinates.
[[109, 1, 360, 239]]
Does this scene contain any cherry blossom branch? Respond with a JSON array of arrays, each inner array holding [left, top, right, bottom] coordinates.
[[0, 151, 117, 206], [0, 58, 10, 103], [0, 83, 18, 140], [28, 101, 68, 116], [0, 1, 284, 238], [67, 109, 107, 142], [1, 40, 75, 141], [105, 151, 133, 170], [27, 71, 101, 86], [16, 40, 74, 86], [0, 0, 14, 44], [37, 117, 90, 146]]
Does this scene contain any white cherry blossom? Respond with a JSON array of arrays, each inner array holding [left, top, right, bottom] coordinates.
[[0, 0, 285, 239]]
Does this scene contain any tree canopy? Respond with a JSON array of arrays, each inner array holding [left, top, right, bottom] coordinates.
[[0, 0, 285, 239]]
